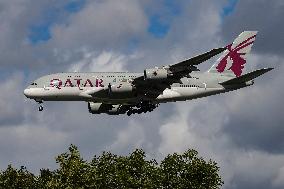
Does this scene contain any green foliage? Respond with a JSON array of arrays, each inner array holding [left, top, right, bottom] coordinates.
[[0, 145, 223, 189], [0, 165, 37, 189], [160, 150, 223, 189]]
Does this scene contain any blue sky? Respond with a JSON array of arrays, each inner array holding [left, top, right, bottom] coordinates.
[[29, 0, 86, 43], [148, 0, 181, 38], [222, 0, 238, 16], [148, 15, 170, 38], [29, 0, 238, 44], [28, 0, 184, 43]]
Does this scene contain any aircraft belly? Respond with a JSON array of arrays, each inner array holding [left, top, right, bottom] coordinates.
[[28, 87, 86, 101], [156, 87, 225, 102], [26, 86, 225, 104], [38, 88, 139, 104], [156, 88, 182, 100], [92, 98, 139, 105]]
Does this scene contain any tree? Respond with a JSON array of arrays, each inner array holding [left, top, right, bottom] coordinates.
[[0, 165, 37, 189], [160, 150, 222, 189], [0, 145, 223, 189]]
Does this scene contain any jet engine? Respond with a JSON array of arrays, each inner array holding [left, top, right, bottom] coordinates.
[[144, 68, 170, 80], [109, 83, 134, 93], [108, 82, 136, 98], [88, 102, 128, 115]]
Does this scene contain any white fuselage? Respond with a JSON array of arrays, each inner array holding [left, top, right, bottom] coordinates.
[[24, 72, 235, 105], [24, 85, 226, 103]]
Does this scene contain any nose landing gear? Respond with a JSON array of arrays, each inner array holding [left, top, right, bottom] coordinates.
[[38, 105, 43, 111], [36, 100, 44, 112]]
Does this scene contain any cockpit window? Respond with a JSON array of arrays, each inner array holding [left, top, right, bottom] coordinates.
[[31, 83, 37, 85]]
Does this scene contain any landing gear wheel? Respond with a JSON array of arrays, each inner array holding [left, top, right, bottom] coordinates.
[[38, 105, 43, 111]]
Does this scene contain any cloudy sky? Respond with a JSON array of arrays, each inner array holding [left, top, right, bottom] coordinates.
[[0, 0, 283, 188]]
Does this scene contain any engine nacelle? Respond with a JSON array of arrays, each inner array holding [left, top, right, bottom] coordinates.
[[110, 83, 134, 93], [144, 68, 169, 80], [88, 102, 128, 115], [108, 82, 136, 98]]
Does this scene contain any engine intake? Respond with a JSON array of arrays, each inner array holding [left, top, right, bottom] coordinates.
[[144, 68, 169, 80]]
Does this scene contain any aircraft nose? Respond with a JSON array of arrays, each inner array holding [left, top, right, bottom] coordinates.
[[24, 88, 33, 98]]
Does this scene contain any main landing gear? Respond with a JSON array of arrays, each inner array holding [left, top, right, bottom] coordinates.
[[127, 102, 159, 116]]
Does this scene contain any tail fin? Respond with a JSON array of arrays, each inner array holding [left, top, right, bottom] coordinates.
[[208, 31, 258, 77]]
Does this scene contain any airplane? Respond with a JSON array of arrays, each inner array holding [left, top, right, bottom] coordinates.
[[24, 31, 273, 116]]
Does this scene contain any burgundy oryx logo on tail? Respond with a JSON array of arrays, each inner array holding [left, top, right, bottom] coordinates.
[[216, 35, 256, 77]]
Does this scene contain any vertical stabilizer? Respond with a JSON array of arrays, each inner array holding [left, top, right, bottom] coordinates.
[[208, 31, 258, 77]]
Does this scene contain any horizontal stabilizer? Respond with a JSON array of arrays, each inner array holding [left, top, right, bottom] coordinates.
[[220, 68, 273, 85]]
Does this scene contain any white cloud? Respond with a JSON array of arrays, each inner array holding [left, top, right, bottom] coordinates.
[[50, 0, 148, 50], [229, 151, 284, 189], [68, 50, 140, 72], [109, 119, 145, 153], [0, 124, 69, 171], [0, 73, 26, 125], [273, 166, 284, 187]]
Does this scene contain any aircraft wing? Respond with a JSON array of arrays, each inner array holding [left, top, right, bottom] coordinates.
[[133, 47, 226, 98], [169, 47, 226, 69], [162, 47, 226, 78]]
